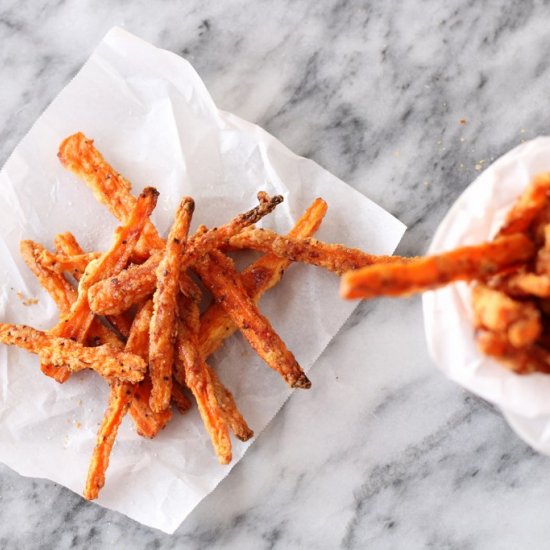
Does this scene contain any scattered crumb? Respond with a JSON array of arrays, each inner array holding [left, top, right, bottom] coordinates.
[[520, 128, 526, 134], [77, 399, 83, 406], [393, 150, 400, 158], [459, 163, 465, 169], [460, 137, 465, 142], [459, 118, 467, 125], [16, 291, 38, 306], [74, 421, 82, 429], [63, 434, 70, 448], [475, 159, 487, 171], [423, 180, 430, 188]]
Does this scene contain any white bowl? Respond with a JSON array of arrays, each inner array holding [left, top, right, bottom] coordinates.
[[422, 137, 550, 454]]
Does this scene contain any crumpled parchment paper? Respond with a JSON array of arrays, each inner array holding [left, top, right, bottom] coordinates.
[[0, 27, 405, 532]]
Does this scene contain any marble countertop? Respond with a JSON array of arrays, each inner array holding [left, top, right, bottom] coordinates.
[[2, 1, 550, 548]]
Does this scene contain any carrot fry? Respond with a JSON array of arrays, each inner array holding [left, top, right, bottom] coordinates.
[[476, 329, 550, 374], [54, 232, 84, 255], [340, 234, 536, 300], [53, 232, 133, 339], [89, 253, 161, 315], [83, 381, 134, 500], [171, 378, 192, 414], [194, 250, 310, 389], [84, 294, 155, 500], [179, 274, 252, 441], [20, 240, 122, 350], [0, 323, 145, 381], [88, 193, 284, 315], [176, 282, 232, 463], [115, 299, 174, 438], [149, 197, 194, 413], [130, 375, 173, 438], [199, 198, 327, 358], [497, 272, 550, 298], [58, 133, 165, 256], [37, 249, 101, 279], [229, 228, 415, 274], [20, 240, 76, 313], [208, 367, 253, 442], [497, 173, 550, 237], [472, 284, 541, 348], [43, 187, 158, 382]]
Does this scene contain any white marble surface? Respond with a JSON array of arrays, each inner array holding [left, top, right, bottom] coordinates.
[[1, 1, 550, 548]]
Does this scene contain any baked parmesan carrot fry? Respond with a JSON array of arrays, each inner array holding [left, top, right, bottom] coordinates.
[[54, 232, 86, 257], [130, 375, 173, 438], [496, 173, 550, 237], [46, 186, 158, 379], [84, 300, 153, 500], [58, 132, 165, 256], [171, 379, 192, 414], [120, 300, 174, 438], [53, 232, 133, 339], [340, 234, 536, 300], [198, 198, 327, 358], [88, 193, 284, 315], [497, 272, 550, 298], [89, 253, 161, 315], [149, 197, 194, 413], [476, 329, 550, 374], [38, 249, 101, 279], [176, 282, 232, 463], [229, 228, 415, 275], [21, 240, 122, 350], [20, 240, 76, 313], [208, 367, 253, 442], [471, 284, 541, 348], [179, 273, 251, 440], [194, 250, 310, 389], [0, 323, 145, 381], [83, 380, 133, 500]]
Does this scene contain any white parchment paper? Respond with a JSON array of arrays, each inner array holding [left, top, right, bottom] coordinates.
[[0, 28, 405, 533], [423, 137, 550, 455]]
